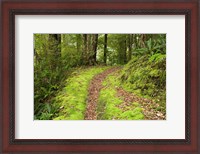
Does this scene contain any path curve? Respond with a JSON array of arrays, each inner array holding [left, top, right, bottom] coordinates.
[[85, 67, 120, 120]]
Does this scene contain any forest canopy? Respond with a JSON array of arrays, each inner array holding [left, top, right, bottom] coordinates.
[[34, 34, 166, 120]]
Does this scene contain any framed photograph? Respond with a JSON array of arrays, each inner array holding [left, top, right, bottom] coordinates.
[[1, 0, 199, 153]]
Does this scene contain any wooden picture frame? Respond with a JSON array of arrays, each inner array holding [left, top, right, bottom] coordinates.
[[0, 0, 199, 153]]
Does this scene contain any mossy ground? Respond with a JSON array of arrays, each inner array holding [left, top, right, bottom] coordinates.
[[97, 73, 144, 120], [120, 54, 166, 114], [53, 66, 109, 120], [36, 54, 166, 120]]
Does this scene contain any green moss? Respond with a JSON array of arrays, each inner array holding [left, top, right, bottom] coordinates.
[[119, 54, 166, 114], [98, 87, 123, 120], [120, 107, 144, 120], [97, 73, 144, 120], [52, 66, 109, 120]]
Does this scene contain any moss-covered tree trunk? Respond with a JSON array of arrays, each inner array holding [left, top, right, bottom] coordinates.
[[128, 34, 133, 61]]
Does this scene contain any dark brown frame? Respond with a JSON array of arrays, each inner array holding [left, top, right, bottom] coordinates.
[[0, 0, 199, 153]]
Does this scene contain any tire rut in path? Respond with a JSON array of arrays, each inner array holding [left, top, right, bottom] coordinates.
[[85, 67, 120, 120]]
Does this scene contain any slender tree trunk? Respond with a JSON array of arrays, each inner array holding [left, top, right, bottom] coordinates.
[[118, 35, 127, 64], [92, 34, 98, 64], [83, 34, 88, 64], [88, 34, 92, 53], [87, 34, 98, 65], [124, 37, 127, 63], [34, 48, 38, 64], [76, 34, 82, 65], [128, 34, 133, 61], [77, 34, 81, 52], [50, 34, 61, 57], [87, 34, 93, 65], [104, 34, 108, 64], [135, 34, 138, 49], [49, 34, 61, 69], [140, 34, 146, 48]]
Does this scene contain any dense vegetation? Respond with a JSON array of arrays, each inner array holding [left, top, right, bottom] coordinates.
[[34, 34, 166, 120]]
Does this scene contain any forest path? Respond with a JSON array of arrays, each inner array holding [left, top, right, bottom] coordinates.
[[84, 67, 120, 120]]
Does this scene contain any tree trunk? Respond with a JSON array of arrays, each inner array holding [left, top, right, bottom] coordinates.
[[124, 37, 127, 63], [83, 34, 88, 64], [104, 34, 108, 64], [140, 34, 146, 48], [76, 34, 82, 65], [50, 34, 61, 57], [34, 48, 38, 64], [128, 34, 133, 61], [87, 34, 93, 65], [77, 34, 81, 52], [118, 35, 127, 64], [49, 34, 61, 69], [92, 34, 98, 64]]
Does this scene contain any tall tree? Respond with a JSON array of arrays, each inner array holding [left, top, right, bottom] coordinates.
[[75, 34, 81, 65], [76, 34, 82, 53], [51, 34, 61, 56], [49, 34, 61, 69], [83, 34, 88, 64], [104, 34, 108, 64], [92, 34, 98, 64], [118, 35, 127, 64], [128, 34, 133, 61], [123, 36, 127, 64], [87, 34, 92, 53]]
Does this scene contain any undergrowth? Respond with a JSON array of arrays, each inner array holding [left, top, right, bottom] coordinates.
[[120, 54, 166, 114]]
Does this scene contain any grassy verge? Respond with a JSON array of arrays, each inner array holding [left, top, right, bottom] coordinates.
[[53, 66, 109, 120], [97, 73, 144, 120]]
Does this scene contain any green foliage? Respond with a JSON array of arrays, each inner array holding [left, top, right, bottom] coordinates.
[[134, 34, 166, 56], [120, 53, 166, 113], [120, 108, 144, 120], [34, 34, 166, 120], [135, 38, 165, 55], [61, 34, 82, 67], [34, 102, 60, 120], [34, 34, 65, 120]]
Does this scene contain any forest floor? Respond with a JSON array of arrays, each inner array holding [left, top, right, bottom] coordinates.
[[85, 67, 120, 120], [54, 66, 165, 120]]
